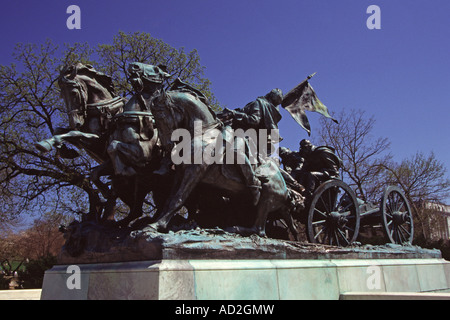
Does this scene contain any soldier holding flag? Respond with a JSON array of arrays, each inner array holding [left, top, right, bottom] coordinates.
[[219, 73, 339, 197], [219, 88, 284, 158]]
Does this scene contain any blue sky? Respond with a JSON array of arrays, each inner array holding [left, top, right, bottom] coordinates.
[[1, 0, 449, 200]]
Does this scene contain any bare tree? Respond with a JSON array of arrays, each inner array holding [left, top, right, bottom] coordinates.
[[381, 151, 450, 239], [317, 108, 392, 202], [0, 40, 97, 222], [19, 213, 66, 259], [0, 32, 219, 226], [96, 31, 220, 110]]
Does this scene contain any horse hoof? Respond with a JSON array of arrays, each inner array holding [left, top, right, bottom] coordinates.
[[35, 141, 52, 152], [129, 217, 154, 230], [224, 226, 240, 234], [257, 231, 267, 238], [145, 222, 167, 233], [226, 226, 256, 237]]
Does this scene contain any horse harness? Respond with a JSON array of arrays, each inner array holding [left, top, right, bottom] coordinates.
[[85, 96, 125, 132]]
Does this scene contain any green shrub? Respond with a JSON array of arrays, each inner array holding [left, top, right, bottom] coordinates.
[[18, 255, 57, 289], [0, 274, 10, 290], [414, 236, 450, 261]]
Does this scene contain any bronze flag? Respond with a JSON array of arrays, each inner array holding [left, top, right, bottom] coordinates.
[[281, 73, 338, 135]]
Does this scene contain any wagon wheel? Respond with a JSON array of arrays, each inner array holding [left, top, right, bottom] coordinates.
[[380, 186, 414, 244], [307, 180, 360, 247], [266, 217, 301, 241]]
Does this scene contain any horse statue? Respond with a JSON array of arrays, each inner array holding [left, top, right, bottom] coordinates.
[[104, 64, 168, 227], [35, 63, 124, 220], [36, 63, 123, 161], [128, 62, 303, 238], [35, 63, 164, 225]]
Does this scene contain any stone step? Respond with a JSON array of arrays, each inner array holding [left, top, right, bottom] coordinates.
[[340, 291, 450, 300], [0, 289, 42, 300]]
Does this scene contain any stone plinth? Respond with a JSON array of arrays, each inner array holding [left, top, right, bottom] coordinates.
[[41, 258, 450, 300], [41, 226, 449, 300]]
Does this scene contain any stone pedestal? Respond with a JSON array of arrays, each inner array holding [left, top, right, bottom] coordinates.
[[41, 227, 450, 300], [41, 258, 450, 300]]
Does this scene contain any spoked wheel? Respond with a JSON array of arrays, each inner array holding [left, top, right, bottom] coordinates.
[[381, 186, 414, 244], [265, 218, 301, 241], [307, 180, 360, 247]]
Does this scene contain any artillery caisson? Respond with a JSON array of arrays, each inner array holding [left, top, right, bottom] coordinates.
[[304, 180, 414, 246]]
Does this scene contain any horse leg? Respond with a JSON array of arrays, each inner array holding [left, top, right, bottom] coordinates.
[[101, 191, 117, 222], [89, 160, 119, 222], [90, 160, 114, 199], [84, 190, 103, 222], [127, 182, 148, 224], [245, 177, 289, 238], [278, 208, 300, 241], [251, 187, 274, 237], [37, 131, 100, 152], [149, 165, 207, 232], [107, 140, 137, 176], [116, 175, 144, 227], [226, 184, 272, 237]]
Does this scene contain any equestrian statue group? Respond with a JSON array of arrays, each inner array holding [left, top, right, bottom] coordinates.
[[36, 62, 415, 250]]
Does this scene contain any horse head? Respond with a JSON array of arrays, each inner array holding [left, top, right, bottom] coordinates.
[[127, 62, 219, 141], [128, 62, 171, 94], [58, 63, 120, 133]]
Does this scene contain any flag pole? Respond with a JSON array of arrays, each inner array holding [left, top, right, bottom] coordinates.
[[307, 72, 317, 80]]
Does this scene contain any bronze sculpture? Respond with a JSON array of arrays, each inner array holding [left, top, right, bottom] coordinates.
[[35, 62, 414, 256], [124, 62, 300, 237], [36, 63, 124, 221]]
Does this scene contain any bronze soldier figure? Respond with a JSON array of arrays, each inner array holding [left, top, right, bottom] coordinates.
[[280, 139, 342, 198]]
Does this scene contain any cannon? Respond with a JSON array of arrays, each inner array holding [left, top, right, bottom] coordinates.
[[303, 180, 414, 246]]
